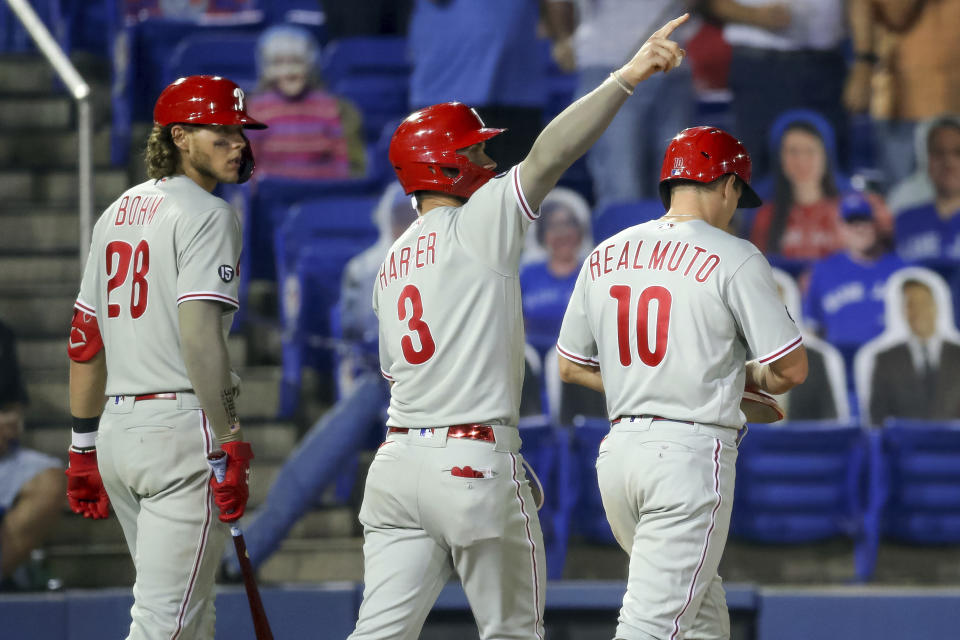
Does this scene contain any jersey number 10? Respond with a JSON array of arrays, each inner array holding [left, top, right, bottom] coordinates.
[[106, 240, 150, 319], [609, 285, 672, 367]]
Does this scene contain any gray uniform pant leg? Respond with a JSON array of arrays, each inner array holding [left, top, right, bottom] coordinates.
[[446, 450, 546, 640], [596, 419, 738, 640], [98, 400, 228, 640], [351, 430, 546, 640], [349, 439, 454, 640]]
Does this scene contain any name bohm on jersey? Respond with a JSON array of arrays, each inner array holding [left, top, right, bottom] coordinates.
[[588, 239, 721, 284], [112, 194, 165, 227]]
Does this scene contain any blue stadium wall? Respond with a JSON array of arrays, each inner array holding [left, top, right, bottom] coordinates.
[[2, 582, 958, 639]]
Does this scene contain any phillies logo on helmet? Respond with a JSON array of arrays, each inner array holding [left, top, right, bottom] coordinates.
[[671, 157, 684, 177]]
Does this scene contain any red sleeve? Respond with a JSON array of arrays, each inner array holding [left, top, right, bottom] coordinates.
[[68, 307, 103, 362]]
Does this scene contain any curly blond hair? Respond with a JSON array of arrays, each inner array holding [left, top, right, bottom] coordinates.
[[144, 124, 183, 179]]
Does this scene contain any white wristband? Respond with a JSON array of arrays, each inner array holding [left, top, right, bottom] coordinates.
[[610, 70, 634, 96], [71, 430, 96, 450]]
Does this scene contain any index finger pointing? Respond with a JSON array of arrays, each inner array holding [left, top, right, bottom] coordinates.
[[652, 13, 690, 39]]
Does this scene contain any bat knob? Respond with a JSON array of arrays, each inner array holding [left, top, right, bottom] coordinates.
[[207, 450, 228, 483]]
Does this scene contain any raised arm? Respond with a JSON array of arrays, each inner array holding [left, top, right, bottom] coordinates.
[[518, 13, 689, 209]]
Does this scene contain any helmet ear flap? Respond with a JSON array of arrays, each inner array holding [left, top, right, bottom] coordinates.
[[238, 134, 255, 184]]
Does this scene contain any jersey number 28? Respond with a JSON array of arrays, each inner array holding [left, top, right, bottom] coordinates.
[[609, 285, 672, 367], [106, 240, 150, 319], [397, 284, 436, 364]]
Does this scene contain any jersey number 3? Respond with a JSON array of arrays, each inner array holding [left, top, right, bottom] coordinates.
[[397, 284, 436, 364], [609, 285, 671, 367], [106, 240, 150, 319]]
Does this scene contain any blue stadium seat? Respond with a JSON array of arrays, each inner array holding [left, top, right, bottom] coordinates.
[[0, 0, 58, 53], [321, 36, 410, 143], [557, 158, 594, 206], [565, 418, 616, 544], [243, 176, 382, 285], [592, 199, 664, 242], [332, 73, 410, 144], [537, 37, 577, 121], [517, 416, 572, 579], [731, 422, 872, 581], [274, 195, 380, 416], [321, 36, 409, 85], [868, 421, 960, 546], [164, 31, 260, 91]]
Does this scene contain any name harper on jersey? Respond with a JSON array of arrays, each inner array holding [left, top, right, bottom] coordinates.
[[588, 239, 721, 284], [113, 195, 165, 226], [378, 231, 438, 290]]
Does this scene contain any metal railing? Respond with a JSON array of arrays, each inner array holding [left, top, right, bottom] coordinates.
[[5, 0, 93, 266]]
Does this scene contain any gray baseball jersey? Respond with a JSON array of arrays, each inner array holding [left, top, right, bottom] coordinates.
[[75, 175, 241, 396], [558, 218, 801, 428], [373, 165, 538, 427]]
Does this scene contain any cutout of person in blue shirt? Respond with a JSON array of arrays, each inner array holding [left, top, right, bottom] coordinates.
[[804, 190, 905, 370], [895, 116, 960, 269]]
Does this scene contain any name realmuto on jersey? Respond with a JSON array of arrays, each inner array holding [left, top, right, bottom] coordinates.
[[378, 231, 438, 290], [588, 239, 721, 283], [113, 195, 165, 226]]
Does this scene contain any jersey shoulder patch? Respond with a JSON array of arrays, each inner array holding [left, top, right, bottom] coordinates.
[[68, 308, 104, 362]]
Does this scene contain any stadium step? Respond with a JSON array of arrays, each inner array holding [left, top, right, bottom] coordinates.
[[22, 419, 298, 464], [259, 537, 365, 584], [17, 335, 248, 373], [46, 506, 355, 552], [0, 169, 128, 204], [49, 511, 126, 546], [0, 127, 112, 168], [0, 254, 79, 287], [0, 56, 56, 94], [0, 291, 79, 338], [0, 212, 83, 252], [23, 365, 283, 422], [0, 96, 72, 129], [45, 543, 135, 589], [44, 534, 365, 589]]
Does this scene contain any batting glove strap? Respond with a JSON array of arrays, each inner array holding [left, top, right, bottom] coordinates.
[[221, 440, 254, 462]]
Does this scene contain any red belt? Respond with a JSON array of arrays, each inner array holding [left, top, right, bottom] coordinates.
[[611, 415, 694, 426], [387, 424, 495, 442], [134, 392, 179, 401]]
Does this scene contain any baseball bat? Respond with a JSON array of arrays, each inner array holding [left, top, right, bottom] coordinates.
[[208, 451, 275, 640]]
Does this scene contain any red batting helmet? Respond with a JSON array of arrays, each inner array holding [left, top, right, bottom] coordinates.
[[389, 102, 504, 198], [659, 126, 762, 209], [153, 75, 266, 183]]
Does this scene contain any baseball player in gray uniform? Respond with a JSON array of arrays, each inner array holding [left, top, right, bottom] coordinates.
[[557, 126, 809, 640], [64, 75, 265, 639], [349, 14, 691, 640]]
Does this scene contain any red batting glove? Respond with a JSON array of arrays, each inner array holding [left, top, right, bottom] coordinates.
[[209, 440, 254, 523], [65, 449, 110, 519]]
